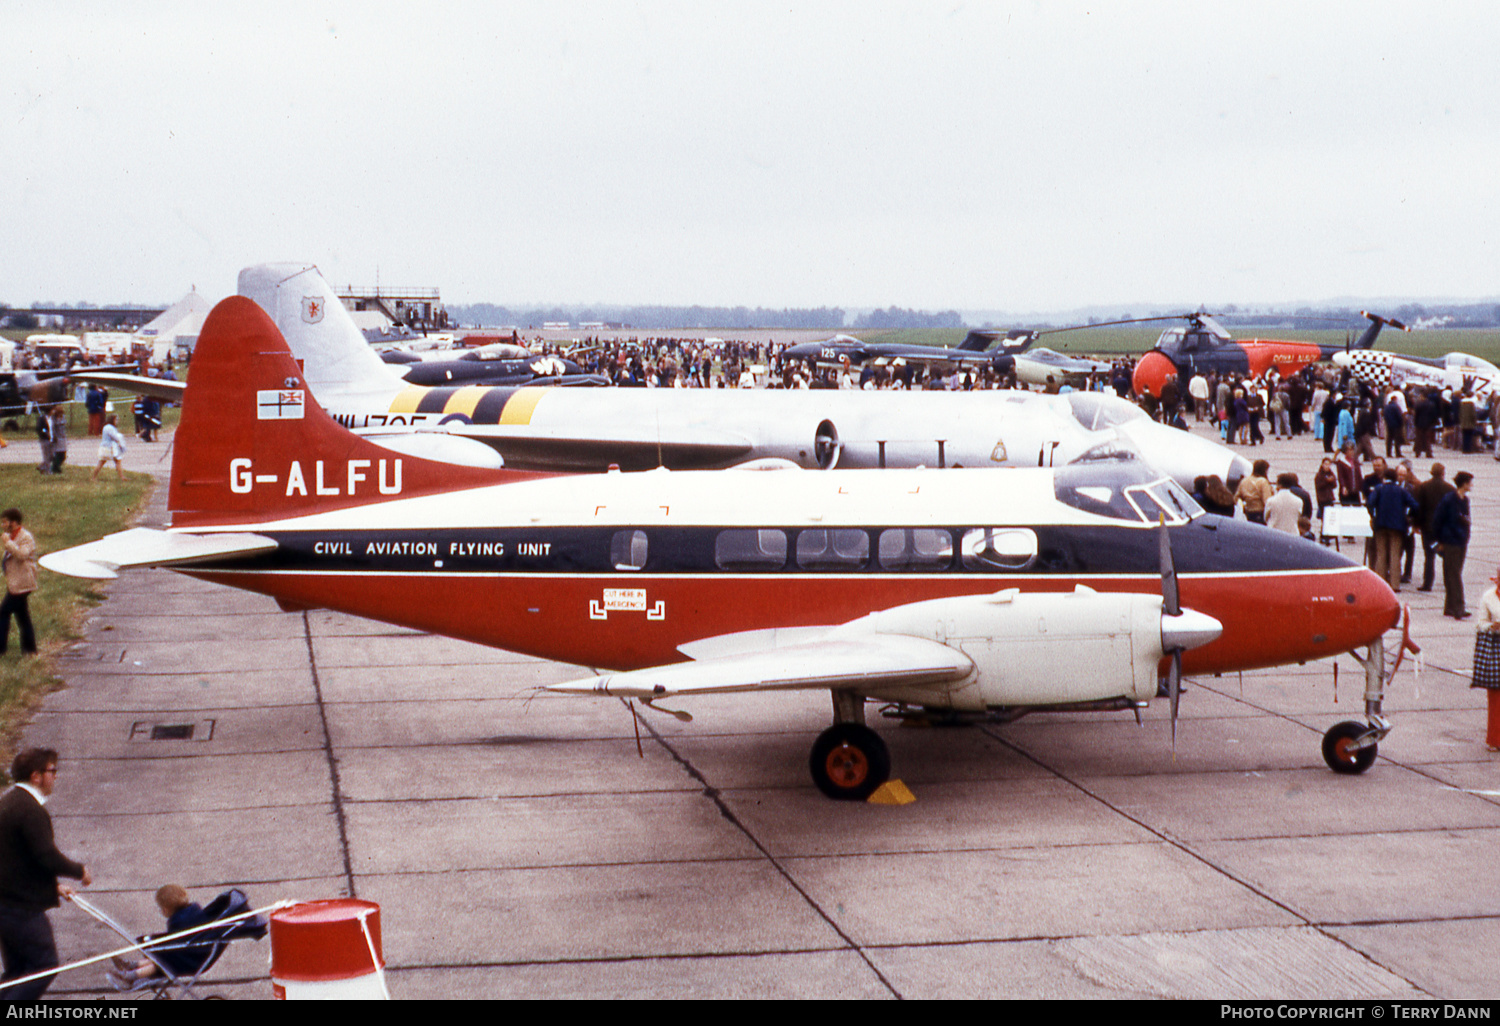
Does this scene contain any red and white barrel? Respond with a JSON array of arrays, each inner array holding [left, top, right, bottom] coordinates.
[[270, 899, 388, 1000]]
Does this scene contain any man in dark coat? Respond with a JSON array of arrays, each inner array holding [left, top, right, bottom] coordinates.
[[1412, 389, 1439, 459], [0, 748, 91, 999], [1416, 463, 1456, 592], [1366, 469, 1420, 592], [1433, 472, 1474, 619]]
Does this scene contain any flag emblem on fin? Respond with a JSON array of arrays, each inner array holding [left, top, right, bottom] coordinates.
[[301, 296, 324, 323], [257, 390, 305, 420]]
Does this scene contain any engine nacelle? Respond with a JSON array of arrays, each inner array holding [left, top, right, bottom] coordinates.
[[841, 587, 1201, 712], [814, 419, 840, 469]]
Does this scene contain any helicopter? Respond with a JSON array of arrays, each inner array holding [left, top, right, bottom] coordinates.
[[1128, 311, 1407, 397]]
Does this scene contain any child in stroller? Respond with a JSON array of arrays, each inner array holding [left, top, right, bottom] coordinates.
[[108, 885, 207, 989], [99, 885, 265, 996]]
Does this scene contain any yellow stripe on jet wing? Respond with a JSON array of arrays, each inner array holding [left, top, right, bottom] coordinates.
[[500, 387, 547, 425], [443, 386, 490, 420], [389, 386, 429, 414]]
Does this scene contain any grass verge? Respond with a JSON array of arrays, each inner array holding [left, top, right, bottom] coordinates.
[[0, 463, 153, 752]]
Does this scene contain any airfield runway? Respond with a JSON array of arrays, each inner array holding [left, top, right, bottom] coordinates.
[[9, 423, 1500, 1000]]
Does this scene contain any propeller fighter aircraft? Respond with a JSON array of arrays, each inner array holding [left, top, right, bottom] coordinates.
[[42, 296, 1404, 800], [1334, 347, 1500, 402], [1131, 311, 1407, 398]]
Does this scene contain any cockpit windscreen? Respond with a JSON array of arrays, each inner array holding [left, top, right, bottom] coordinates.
[[1064, 392, 1150, 432], [1054, 462, 1203, 524]]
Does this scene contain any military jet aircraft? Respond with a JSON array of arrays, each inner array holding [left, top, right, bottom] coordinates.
[[380, 345, 607, 388], [41, 296, 1404, 799], [782, 329, 1036, 377], [1012, 347, 1115, 388]]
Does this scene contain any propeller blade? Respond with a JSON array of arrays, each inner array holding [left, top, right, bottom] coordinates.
[[1157, 515, 1180, 618], [1169, 650, 1182, 752]]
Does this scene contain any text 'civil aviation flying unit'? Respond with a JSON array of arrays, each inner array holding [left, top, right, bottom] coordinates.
[[42, 297, 1403, 799]]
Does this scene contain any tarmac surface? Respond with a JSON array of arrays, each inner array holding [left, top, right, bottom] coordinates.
[[7, 418, 1500, 1000]]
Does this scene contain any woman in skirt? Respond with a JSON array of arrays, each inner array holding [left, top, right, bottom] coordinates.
[[1473, 567, 1500, 751], [92, 413, 127, 481]]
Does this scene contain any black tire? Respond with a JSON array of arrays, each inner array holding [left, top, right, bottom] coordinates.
[[809, 723, 891, 801], [1322, 720, 1378, 775]]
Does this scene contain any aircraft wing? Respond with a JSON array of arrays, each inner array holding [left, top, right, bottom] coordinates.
[[38, 528, 276, 580], [69, 371, 186, 403], [547, 634, 973, 698], [435, 423, 755, 470]]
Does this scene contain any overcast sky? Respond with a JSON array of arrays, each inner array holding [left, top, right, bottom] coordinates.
[[4, 1, 1497, 315]]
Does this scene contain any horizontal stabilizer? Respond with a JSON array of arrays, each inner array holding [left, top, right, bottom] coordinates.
[[69, 372, 187, 403], [547, 635, 973, 699], [957, 328, 1036, 355], [446, 424, 753, 469], [39, 528, 276, 580]]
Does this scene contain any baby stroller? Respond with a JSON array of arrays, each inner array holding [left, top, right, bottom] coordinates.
[[74, 889, 268, 1000]]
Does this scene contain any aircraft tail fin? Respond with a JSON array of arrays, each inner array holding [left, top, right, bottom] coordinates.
[[168, 296, 531, 528], [957, 328, 1037, 355], [238, 263, 406, 403], [1352, 311, 1410, 350]]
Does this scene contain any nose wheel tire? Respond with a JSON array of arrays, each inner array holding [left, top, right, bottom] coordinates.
[[810, 723, 891, 801], [1322, 720, 1378, 775]]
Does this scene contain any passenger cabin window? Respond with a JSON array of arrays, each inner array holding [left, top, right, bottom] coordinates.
[[715, 529, 788, 571], [611, 529, 648, 571], [878, 528, 953, 571], [960, 528, 1037, 571], [796, 529, 869, 571]]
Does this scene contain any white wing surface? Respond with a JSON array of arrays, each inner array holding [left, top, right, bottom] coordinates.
[[547, 635, 973, 698], [39, 528, 277, 580]]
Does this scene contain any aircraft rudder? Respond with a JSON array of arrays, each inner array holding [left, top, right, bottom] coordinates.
[[169, 296, 510, 527], [237, 262, 400, 399]]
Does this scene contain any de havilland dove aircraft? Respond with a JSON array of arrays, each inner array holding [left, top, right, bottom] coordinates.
[[43, 296, 1404, 800], [79, 264, 1251, 488], [1335, 347, 1500, 402]]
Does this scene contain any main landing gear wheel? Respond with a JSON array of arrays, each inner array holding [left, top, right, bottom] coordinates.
[[810, 724, 891, 801], [1322, 720, 1378, 775]]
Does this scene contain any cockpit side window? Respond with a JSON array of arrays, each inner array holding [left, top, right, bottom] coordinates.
[[1054, 463, 1201, 524], [1124, 480, 1202, 525]]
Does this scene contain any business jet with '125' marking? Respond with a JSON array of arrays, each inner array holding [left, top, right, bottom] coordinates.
[[41, 296, 1402, 799]]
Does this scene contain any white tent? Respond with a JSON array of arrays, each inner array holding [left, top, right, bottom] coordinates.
[[134, 290, 210, 362]]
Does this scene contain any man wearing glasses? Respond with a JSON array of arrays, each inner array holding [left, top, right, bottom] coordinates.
[[0, 749, 91, 999]]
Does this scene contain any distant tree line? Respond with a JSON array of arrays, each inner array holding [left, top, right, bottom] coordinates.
[[849, 306, 964, 330], [447, 303, 849, 330]]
